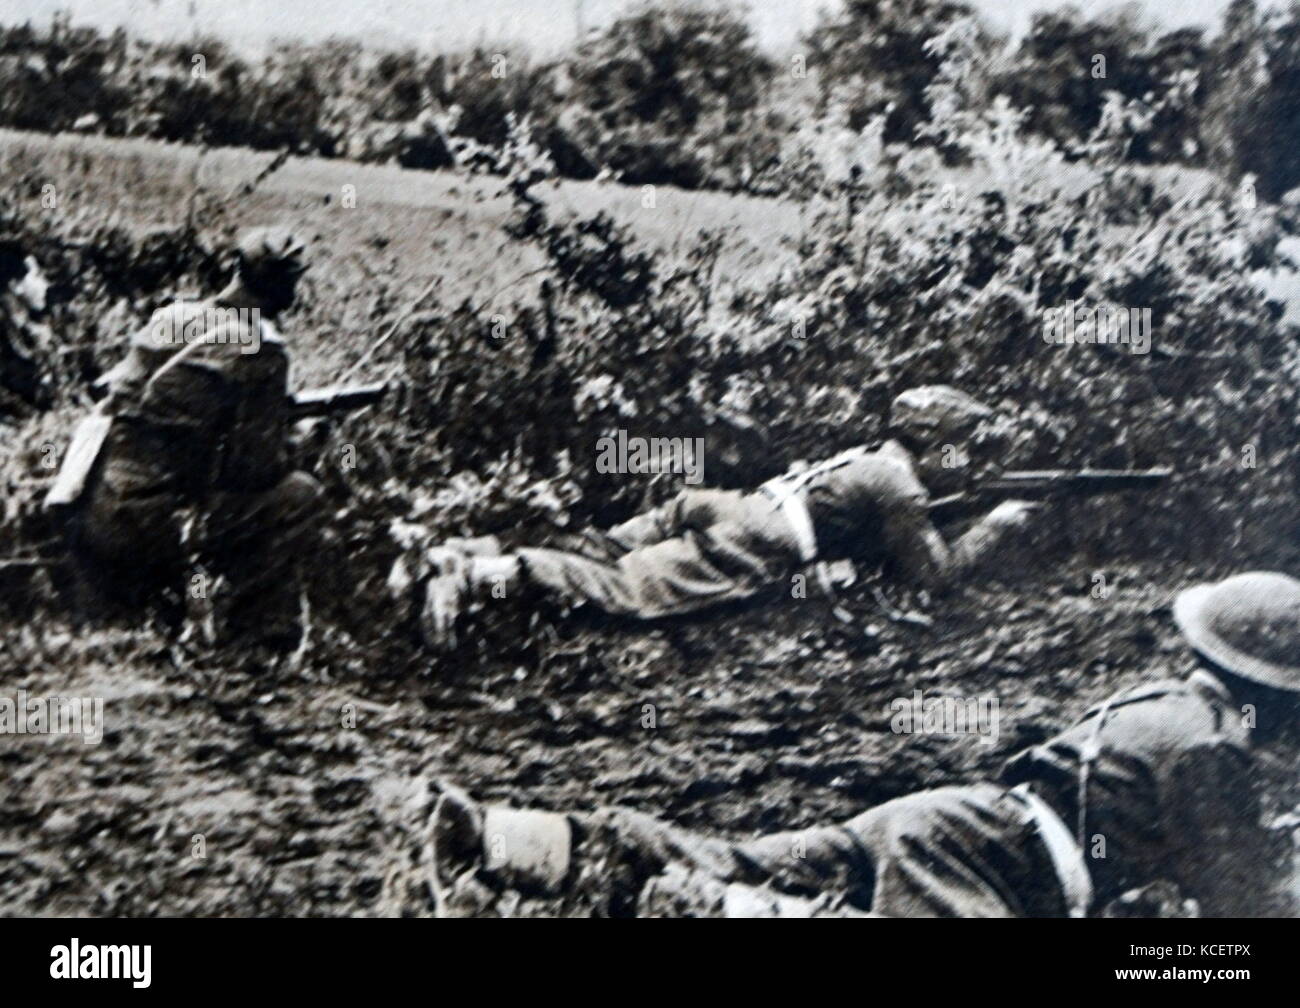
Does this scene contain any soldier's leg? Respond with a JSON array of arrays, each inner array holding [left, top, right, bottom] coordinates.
[[398, 489, 773, 646], [205, 471, 324, 646], [413, 529, 749, 647], [718, 819, 880, 901], [430, 787, 866, 915], [637, 786, 1066, 918], [557, 807, 886, 915], [515, 510, 784, 620], [71, 484, 184, 619], [430, 789, 742, 911], [829, 785, 1052, 918]]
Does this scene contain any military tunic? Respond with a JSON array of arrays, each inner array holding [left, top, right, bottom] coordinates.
[[1001, 670, 1284, 917], [74, 298, 322, 634], [514, 442, 949, 619], [510, 672, 1282, 917]]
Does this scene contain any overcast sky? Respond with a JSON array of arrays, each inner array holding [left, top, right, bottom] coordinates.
[[2, 0, 1258, 52]]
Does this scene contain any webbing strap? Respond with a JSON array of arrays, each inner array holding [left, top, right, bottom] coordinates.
[[760, 480, 818, 562], [1011, 783, 1094, 918], [1076, 695, 1116, 850]]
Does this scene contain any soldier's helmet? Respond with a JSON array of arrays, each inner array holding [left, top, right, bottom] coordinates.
[[235, 227, 309, 287], [1174, 571, 1300, 691], [889, 385, 994, 448]]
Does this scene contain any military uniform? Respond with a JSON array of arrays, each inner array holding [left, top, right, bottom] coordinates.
[[455, 438, 997, 631], [434, 668, 1285, 918], [406, 387, 1027, 645], [74, 294, 322, 639], [557, 782, 1079, 917], [622, 668, 1275, 918], [516, 442, 944, 618], [1002, 670, 1284, 917]]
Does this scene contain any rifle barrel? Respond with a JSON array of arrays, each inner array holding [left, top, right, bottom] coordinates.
[[290, 382, 387, 415], [927, 467, 1172, 520], [985, 467, 1173, 493]]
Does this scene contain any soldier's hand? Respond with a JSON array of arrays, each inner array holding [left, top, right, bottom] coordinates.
[[386, 543, 462, 598], [985, 499, 1041, 530], [426, 546, 473, 578], [421, 572, 470, 650], [1101, 881, 1199, 918]]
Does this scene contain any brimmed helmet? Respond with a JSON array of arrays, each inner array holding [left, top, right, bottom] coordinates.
[[1173, 571, 1300, 691]]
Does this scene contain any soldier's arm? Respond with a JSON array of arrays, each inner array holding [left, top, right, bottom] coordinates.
[[97, 305, 187, 408], [867, 443, 1032, 592], [1163, 741, 1291, 917], [883, 499, 1030, 593], [880, 502, 956, 591], [217, 341, 293, 488], [604, 489, 736, 551]]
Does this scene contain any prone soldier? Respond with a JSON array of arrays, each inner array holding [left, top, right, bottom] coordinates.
[[390, 386, 1041, 648], [423, 571, 1299, 918]]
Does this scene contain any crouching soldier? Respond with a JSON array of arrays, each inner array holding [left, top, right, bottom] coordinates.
[[391, 386, 1039, 648], [54, 227, 324, 649], [423, 572, 1298, 917]]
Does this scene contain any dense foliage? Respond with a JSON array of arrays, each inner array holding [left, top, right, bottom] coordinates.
[[9, 105, 1294, 606], [5, 2, 1300, 197]]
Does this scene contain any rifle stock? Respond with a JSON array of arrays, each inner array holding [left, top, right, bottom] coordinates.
[[928, 466, 1173, 523]]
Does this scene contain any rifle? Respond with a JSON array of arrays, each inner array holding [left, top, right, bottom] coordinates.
[[928, 467, 1173, 523], [42, 382, 387, 510], [289, 382, 387, 419]]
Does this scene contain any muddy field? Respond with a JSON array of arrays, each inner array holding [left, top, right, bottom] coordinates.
[[11, 555, 1289, 917], [0, 131, 1296, 917]]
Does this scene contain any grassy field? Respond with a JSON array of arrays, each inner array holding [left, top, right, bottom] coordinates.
[[0, 128, 812, 378], [0, 129, 1295, 917]]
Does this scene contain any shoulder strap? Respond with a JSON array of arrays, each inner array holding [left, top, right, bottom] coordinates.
[[1011, 783, 1093, 917], [1075, 693, 1116, 849], [768, 445, 871, 498]]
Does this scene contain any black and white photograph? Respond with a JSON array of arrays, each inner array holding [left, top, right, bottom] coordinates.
[[0, 0, 1296, 954]]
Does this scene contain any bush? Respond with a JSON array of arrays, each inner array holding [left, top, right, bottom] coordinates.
[[560, 2, 775, 187]]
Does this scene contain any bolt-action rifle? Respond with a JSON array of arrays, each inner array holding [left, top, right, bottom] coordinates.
[[927, 467, 1174, 523]]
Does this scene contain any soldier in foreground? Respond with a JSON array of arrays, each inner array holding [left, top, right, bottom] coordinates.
[[390, 386, 1040, 648], [422, 571, 1298, 917], [59, 227, 324, 649]]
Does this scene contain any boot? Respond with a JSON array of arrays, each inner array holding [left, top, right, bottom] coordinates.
[[480, 806, 573, 893], [429, 787, 574, 896], [418, 555, 522, 650]]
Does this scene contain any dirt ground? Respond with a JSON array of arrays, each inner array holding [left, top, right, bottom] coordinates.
[[3, 553, 1295, 917]]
